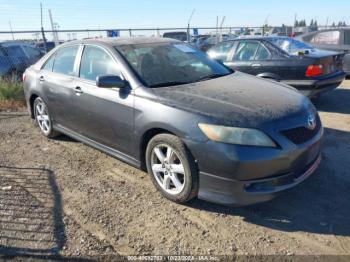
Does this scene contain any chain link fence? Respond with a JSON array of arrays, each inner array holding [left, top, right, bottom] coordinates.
[[0, 25, 349, 81]]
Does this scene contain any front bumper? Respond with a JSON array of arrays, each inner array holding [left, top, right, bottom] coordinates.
[[185, 124, 323, 206], [198, 155, 321, 206], [281, 71, 346, 97]]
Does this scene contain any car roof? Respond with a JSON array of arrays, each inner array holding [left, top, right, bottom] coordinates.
[[236, 36, 291, 41], [0, 40, 32, 46], [61, 37, 180, 47]]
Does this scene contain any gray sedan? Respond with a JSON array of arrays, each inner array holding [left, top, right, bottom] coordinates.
[[23, 37, 323, 206]]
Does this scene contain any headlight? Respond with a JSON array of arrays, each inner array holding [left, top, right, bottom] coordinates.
[[198, 123, 276, 147]]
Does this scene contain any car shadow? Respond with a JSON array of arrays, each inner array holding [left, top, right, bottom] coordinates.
[[314, 87, 350, 114], [0, 166, 94, 261], [53, 135, 78, 143], [188, 127, 350, 237]]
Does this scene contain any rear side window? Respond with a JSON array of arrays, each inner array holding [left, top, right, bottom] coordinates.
[[52, 46, 79, 76], [233, 41, 259, 61], [79, 46, 121, 81], [42, 54, 56, 71], [255, 43, 271, 60]]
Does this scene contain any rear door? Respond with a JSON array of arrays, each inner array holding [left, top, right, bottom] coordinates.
[[38, 45, 80, 129], [224, 40, 260, 74], [71, 44, 134, 154]]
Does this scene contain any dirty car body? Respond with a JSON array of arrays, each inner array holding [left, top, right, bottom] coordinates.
[[23, 37, 323, 206]]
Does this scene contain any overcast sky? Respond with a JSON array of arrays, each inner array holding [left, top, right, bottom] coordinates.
[[0, 0, 348, 31]]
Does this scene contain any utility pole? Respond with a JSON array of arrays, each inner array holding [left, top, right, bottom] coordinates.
[[263, 14, 270, 35], [48, 9, 59, 46], [9, 21, 14, 40], [40, 3, 48, 53], [219, 16, 226, 42], [293, 13, 297, 35], [216, 16, 219, 44], [187, 9, 195, 43]]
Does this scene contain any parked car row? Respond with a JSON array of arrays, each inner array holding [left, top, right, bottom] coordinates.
[[207, 36, 346, 97]]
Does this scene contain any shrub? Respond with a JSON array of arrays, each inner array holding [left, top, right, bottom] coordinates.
[[0, 78, 24, 101]]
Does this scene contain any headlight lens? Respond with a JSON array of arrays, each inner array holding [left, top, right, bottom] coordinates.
[[198, 123, 276, 147]]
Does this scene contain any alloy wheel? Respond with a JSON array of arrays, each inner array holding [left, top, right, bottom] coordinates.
[[35, 100, 51, 135], [150, 144, 186, 195]]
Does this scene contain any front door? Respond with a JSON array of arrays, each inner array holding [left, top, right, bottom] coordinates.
[[71, 45, 135, 155]]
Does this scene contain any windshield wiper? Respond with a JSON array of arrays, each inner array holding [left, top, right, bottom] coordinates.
[[195, 73, 227, 82], [149, 81, 191, 88]]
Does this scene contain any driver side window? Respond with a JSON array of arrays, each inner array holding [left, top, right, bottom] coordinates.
[[79, 46, 121, 81]]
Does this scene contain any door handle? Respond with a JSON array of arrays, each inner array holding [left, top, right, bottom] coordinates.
[[75, 86, 83, 94], [251, 63, 262, 68], [39, 76, 45, 82]]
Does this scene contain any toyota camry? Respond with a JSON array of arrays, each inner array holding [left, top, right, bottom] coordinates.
[[23, 37, 323, 206]]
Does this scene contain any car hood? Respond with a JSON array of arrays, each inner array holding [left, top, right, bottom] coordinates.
[[152, 72, 311, 127]]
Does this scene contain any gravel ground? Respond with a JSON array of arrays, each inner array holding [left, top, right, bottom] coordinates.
[[0, 81, 350, 261]]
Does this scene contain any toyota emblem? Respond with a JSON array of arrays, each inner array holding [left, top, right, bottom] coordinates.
[[307, 114, 317, 130]]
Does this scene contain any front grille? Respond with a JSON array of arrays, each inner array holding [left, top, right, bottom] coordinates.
[[281, 117, 321, 145]]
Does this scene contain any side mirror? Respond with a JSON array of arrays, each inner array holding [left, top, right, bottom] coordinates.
[[96, 75, 128, 88]]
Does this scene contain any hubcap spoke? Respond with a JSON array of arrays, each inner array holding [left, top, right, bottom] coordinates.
[[166, 147, 174, 162], [152, 164, 164, 173], [37, 115, 44, 121], [42, 121, 49, 131], [154, 147, 166, 163], [170, 174, 182, 190], [171, 164, 185, 174], [163, 175, 171, 190], [37, 104, 44, 115]]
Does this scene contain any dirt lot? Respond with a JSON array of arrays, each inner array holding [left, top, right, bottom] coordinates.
[[1, 81, 350, 260]]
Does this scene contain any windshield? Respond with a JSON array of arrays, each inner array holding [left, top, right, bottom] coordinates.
[[116, 42, 232, 87], [268, 38, 315, 55]]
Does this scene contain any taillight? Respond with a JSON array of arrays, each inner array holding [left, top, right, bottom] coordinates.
[[305, 65, 324, 77], [22, 73, 26, 82]]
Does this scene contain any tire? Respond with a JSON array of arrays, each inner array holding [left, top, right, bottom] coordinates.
[[33, 97, 60, 138], [145, 134, 199, 203]]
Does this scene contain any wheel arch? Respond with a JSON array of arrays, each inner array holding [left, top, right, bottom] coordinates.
[[29, 93, 40, 119], [139, 128, 176, 171]]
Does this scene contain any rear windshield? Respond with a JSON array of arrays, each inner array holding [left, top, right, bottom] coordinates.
[[116, 42, 232, 87], [268, 38, 315, 55]]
